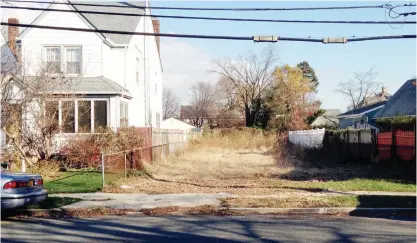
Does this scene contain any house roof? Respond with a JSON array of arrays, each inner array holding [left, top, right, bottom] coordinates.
[[0, 35, 18, 75], [373, 79, 416, 119], [358, 87, 392, 107], [311, 109, 341, 127], [71, 1, 145, 45], [338, 100, 387, 117], [18, 1, 145, 46], [23, 76, 132, 97], [161, 117, 196, 128]]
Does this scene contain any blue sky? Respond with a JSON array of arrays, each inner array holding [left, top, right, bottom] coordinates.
[[153, 1, 416, 111]]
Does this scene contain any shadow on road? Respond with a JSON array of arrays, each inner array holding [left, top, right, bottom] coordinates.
[[2, 215, 415, 242]]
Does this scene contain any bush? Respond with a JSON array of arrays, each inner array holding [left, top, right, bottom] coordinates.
[[27, 160, 60, 179], [58, 126, 144, 169]]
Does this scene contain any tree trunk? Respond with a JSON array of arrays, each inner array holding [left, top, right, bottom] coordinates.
[[245, 108, 255, 127]]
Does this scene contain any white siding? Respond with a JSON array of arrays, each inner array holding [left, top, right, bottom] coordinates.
[[18, 0, 162, 131], [21, 3, 103, 77]]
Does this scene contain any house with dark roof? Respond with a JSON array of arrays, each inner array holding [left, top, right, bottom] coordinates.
[[373, 79, 416, 120], [1, 0, 163, 149], [337, 101, 387, 130], [311, 109, 341, 128]]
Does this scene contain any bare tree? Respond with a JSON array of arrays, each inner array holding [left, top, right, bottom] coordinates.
[[187, 81, 215, 128], [1, 62, 83, 163], [336, 68, 381, 110], [213, 45, 278, 127], [162, 88, 179, 119]]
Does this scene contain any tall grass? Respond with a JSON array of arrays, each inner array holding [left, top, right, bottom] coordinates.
[[189, 127, 276, 151]]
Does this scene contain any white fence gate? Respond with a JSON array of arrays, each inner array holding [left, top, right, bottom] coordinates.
[[288, 128, 326, 148]]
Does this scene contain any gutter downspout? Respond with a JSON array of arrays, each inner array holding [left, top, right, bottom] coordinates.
[[124, 46, 127, 89]]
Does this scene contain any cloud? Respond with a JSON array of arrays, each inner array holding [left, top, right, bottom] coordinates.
[[161, 38, 217, 105]]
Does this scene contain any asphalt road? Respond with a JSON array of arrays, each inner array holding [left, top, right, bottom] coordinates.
[[1, 215, 415, 242]]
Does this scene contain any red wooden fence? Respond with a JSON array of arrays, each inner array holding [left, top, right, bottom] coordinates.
[[377, 130, 416, 161]]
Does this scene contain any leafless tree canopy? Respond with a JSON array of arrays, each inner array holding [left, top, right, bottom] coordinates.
[[162, 88, 180, 119], [213, 45, 279, 126], [1, 61, 84, 162], [336, 68, 381, 110], [187, 81, 216, 128]]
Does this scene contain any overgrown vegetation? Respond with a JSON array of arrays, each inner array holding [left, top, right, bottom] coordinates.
[[376, 116, 416, 132], [106, 128, 415, 195], [58, 126, 144, 169]]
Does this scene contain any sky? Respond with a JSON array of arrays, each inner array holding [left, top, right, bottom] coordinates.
[[151, 1, 416, 111], [1, 1, 416, 111]]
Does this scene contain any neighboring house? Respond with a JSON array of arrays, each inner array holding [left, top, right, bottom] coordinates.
[[311, 109, 341, 128], [160, 117, 196, 131], [337, 101, 387, 129], [358, 86, 391, 107], [373, 79, 416, 120], [1, 0, 163, 149]]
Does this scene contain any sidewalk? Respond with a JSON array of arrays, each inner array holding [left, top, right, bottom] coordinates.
[[50, 191, 416, 210]]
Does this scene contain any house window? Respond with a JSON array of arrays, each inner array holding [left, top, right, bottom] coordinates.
[[65, 47, 81, 74], [120, 102, 129, 126], [45, 46, 61, 74], [78, 101, 91, 133], [94, 101, 107, 130], [44, 46, 81, 75], [61, 101, 75, 133], [136, 58, 140, 85], [45, 101, 59, 128]]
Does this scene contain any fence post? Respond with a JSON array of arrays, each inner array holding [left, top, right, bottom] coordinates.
[[124, 152, 127, 178], [101, 152, 105, 187], [130, 150, 134, 169], [357, 130, 361, 161], [21, 156, 26, 173]]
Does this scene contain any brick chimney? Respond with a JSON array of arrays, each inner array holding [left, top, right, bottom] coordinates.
[[152, 18, 160, 54], [7, 18, 19, 58]]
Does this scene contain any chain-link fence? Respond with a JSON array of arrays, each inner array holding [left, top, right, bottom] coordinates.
[[100, 128, 202, 186]]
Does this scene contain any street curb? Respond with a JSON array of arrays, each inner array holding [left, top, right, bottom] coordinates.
[[8, 207, 416, 216], [222, 207, 416, 215]]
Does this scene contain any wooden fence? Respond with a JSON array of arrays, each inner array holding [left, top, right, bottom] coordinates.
[[290, 128, 416, 163], [377, 130, 416, 161]]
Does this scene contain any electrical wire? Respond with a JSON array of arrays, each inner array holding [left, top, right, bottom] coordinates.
[[1, 0, 405, 11], [1, 22, 415, 43], [2, 5, 416, 25]]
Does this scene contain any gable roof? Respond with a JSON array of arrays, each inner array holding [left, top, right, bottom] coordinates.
[[373, 79, 416, 119], [162, 117, 196, 128], [72, 1, 145, 45], [1, 35, 18, 75], [18, 1, 145, 46], [338, 100, 387, 118], [311, 109, 341, 127]]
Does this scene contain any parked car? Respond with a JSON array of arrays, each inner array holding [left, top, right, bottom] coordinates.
[[1, 164, 48, 209]]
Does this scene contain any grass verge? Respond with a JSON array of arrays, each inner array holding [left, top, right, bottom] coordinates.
[[27, 197, 82, 209], [44, 171, 103, 193], [221, 195, 416, 208]]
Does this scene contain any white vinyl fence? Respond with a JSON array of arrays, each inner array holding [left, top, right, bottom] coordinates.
[[288, 128, 326, 148]]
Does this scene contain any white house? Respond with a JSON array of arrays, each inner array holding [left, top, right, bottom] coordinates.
[[161, 117, 197, 131], [1, 0, 163, 149]]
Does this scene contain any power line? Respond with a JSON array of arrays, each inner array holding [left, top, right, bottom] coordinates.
[[2, 5, 415, 25], [2, 0, 412, 11], [1, 22, 415, 43]]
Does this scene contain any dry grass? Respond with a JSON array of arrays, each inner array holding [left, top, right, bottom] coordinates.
[[104, 128, 416, 194], [221, 196, 359, 208]]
